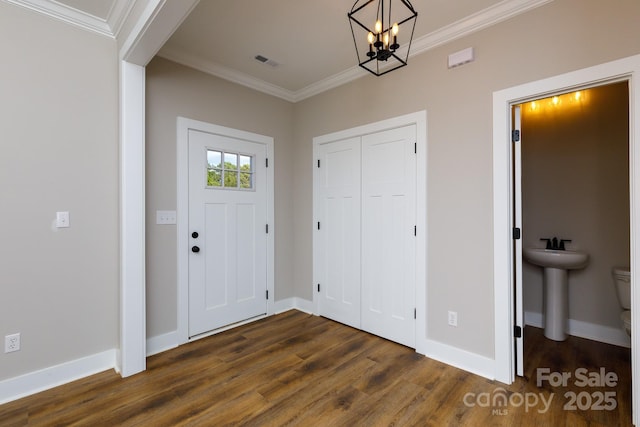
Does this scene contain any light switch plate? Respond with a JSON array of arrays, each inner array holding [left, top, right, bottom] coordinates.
[[156, 210, 177, 225], [56, 211, 70, 228]]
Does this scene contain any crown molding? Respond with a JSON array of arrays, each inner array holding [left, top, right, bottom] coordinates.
[[160, 0, 553, 103], [108, 0, 136, 39], [409, 0, 554, 56], [157, 47, 298, 102], [293, 66, 367, 102], [7, 0, 553, 101], [3, 0, 135, 38]]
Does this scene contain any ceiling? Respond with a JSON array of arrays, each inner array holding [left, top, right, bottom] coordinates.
[[20, 0, 552, 102]]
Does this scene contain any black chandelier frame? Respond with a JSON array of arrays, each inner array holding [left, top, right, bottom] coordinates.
[[348, 0, 418, 76]]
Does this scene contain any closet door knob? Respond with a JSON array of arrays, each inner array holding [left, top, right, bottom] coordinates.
[[191, 246, 200, 253]]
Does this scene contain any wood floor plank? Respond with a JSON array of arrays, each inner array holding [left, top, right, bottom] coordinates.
[[0, 311, 632, 426]]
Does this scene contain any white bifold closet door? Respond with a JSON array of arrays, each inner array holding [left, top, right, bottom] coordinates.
[[361, 126, 416, 348], [317, 125, 417, 348], [316, 137, 362, 329]]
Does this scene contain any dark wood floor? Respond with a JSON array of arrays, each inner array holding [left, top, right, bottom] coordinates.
[[0, 310, 632, 426]]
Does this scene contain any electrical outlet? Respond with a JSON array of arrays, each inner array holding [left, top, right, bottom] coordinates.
[[56, 211, 70, 228], [448, 311, 458, 327], [5, 333, 20, 353]]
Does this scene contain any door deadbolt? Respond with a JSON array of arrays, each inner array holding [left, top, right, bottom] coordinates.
[[192, 231, 199, 238]]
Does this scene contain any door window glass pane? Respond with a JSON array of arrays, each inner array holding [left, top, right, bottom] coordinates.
[[207, 150, 222, 168], [240, 155, 251, 170], [207, 150, 222, 187], [224, 152, 238, 171], [239, 155, 253, 189], [208, 169, 222, 187], [224, 170, 238, 188], [240, 172, 252, 189]]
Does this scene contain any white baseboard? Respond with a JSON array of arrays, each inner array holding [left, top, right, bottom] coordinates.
[[0, 349, 116, 404], [274, 299, 498, 380], [525, 311, 631, 348], [422, 339, 496, 381], [273, 297, 313, 314], [146, 330, 180, 357], [2, 300, 513, 405]]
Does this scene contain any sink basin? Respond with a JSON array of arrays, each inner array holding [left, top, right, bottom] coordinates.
[[523, 248, 589, 270]]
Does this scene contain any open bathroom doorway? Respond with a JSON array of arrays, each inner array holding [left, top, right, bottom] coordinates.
[[513, 82, 631, 377], [492, 54, 640, 424]]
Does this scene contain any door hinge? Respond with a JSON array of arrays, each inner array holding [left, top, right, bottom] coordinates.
[[266, 158, 269, 168], [513, 227, 521, 239], [414, 308, 416, 319], [266, 224, 269, 234], [317, 221, 321, 230], [414, 225, 417, 236], [512, 129, 520, 142], [317, 159, 321, 168], [317, 283, 320, 292], [514, 325, 522, 338], [414, 142, 417, 154], [266, 290, 269, 300]]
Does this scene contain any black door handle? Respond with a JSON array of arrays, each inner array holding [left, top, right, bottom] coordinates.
[[192, 232, 199, 238], [191, 246, 200, 253]]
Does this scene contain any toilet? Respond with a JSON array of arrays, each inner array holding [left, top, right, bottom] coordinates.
[[613, 267, 631, 335]]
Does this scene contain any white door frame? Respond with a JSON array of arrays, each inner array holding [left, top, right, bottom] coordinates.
[[492, 54, 640, 424], [312, 111, 428, 354], [118, 0, 200, 376], [176, 117, 275, 343], [512, 105, 523, 377]]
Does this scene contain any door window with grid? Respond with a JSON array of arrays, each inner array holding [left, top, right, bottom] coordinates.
[[207, 150, 254, 190]]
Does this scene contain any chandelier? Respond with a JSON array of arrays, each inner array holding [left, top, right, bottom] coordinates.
[[348, 0, 418, 76]]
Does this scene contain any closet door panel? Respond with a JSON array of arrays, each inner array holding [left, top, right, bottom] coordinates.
[[361, 125, 417, 348], [316, 137, 361, 328]]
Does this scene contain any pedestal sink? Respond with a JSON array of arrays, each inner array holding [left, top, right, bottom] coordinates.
[[523, 248, 589, 341]]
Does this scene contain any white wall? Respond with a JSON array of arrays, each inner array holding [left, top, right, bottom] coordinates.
[[145, 57, 295, 338], [0, 3, 119, 381], [522, 82, 630, 334]]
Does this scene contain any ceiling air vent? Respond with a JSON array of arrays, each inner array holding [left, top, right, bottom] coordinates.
[[254, 54, 279, 68]]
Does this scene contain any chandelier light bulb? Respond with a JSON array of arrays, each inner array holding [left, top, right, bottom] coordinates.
[[375, 20, 382, 34], [390, 22, 399, 50], [367, 32, 375, 44]]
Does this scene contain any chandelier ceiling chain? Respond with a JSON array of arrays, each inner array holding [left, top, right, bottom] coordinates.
[[348, 0, 418, 76]]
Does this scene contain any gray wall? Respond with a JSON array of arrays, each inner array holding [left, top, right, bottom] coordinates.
[[291, 0, 640, 358], [0, 3, 119, 380], [145, 57, 295, 338], [522, 82, 630, 330]]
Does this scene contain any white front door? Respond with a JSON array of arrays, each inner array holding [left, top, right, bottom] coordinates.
[[316, 137, 362, 329], [188, 129, 268, 337], [361, 125, 417, 348]]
